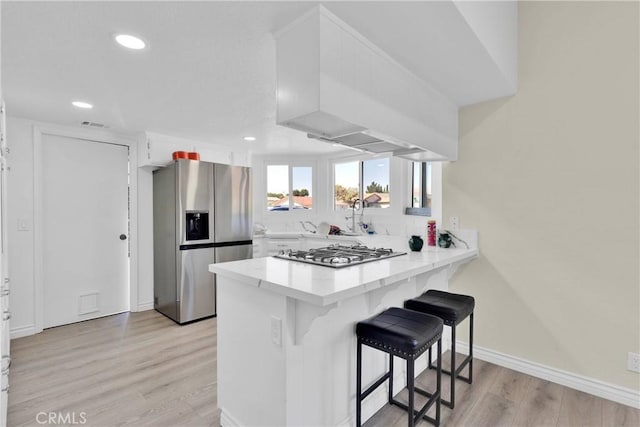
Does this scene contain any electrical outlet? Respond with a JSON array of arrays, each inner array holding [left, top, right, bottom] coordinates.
[[449, 216, 459, 231], [627, 352, 640, 373], [271, 316, 282, 347]]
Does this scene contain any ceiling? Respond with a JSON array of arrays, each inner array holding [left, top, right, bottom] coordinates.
[[1, 1, 504, 156]]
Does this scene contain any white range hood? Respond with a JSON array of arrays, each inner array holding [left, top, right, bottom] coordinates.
[[305, 130, 447, 160], [275, 4, 517, 161]]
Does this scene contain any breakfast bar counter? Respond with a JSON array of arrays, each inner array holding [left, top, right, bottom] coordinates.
[[210, 236, 478, 426]]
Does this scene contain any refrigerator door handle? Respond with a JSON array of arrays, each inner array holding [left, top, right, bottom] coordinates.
[[179, 242, 217, 251], [212, 240, 253, 248]]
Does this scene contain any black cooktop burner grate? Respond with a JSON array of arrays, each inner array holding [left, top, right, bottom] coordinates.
[[273, 244, 406, 268]]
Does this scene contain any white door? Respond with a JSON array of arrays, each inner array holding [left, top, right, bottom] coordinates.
[[42, 134, 129, 328]]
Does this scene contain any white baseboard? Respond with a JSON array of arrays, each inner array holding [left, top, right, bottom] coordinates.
[[11, 324, 39, 339], [457, 341, 640, 409], [135, 301, 154, 312], [220, 408, 243, 427]]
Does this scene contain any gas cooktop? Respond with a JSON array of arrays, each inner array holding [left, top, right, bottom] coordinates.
[[274, 244, 406, 268]]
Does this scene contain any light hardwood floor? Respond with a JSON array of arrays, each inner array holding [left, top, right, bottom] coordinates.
[[7, 311, 639, 426], [9, 311, 217, 426]]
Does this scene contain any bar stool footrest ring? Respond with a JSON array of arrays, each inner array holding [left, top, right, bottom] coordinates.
[[390, 390, 441, 427], [429, 354, 473, 383]]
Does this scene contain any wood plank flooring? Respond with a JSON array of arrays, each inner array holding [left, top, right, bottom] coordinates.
[[8, 311, 217, 427], [365, 353, 639, 427], [7, 311, 639, 426]]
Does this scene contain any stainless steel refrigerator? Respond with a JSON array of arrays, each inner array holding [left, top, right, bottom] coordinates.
[[153, 160, 252, 324]]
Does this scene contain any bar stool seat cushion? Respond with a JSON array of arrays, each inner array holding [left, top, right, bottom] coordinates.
[[405, 290, 475, 325], [356, 307, 443, 357]]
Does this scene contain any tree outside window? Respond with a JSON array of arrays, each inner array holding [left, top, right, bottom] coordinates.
[[267, 165, 313, 212], [334, 158, 390, 210]]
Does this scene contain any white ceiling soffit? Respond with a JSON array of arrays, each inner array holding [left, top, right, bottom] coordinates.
[[1, 1, 516, 156], [325, 0, 517, 106]]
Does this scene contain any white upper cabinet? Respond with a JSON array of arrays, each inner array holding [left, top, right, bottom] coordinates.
[[138, 132, 250, 168], [275, 3, 517, 161]]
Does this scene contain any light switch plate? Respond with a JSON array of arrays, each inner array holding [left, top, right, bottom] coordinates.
[[449, 216, 459, 231], [628, 352, 640, 373]]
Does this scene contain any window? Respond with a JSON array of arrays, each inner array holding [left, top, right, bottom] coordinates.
[[407, 161, 432, 216], [266, 164, 313, 212], [334, 158, 390, 210]]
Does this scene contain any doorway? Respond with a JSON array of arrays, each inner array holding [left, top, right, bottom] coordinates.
[[33, 127, 138, 330]]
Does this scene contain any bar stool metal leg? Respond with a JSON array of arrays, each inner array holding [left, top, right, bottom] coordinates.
[[454, 313, 474, 386], [389, 355, 394, 404], [407, 360, 415, 427], [469, 312, 474, 383], [436, 337, 442, 426], [427, 314, 474, 409], [449, 323, 456, 409], [356, 339, 362, 427]]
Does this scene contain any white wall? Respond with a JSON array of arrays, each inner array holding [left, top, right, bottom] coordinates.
[[444, 1, 639, 391]]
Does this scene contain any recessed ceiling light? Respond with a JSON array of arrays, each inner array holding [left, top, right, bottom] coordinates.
[[243, 136, 256, 141], [72, 101, 93, 109], [115, 34, 146, 50]]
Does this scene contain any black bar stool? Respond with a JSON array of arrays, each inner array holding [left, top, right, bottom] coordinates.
[[356, 307, 443, 427], [404, 290, 475, 409]]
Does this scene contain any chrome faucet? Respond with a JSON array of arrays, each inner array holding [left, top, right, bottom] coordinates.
[[300, 221, 317, 234], [345, 198, 363, 233]]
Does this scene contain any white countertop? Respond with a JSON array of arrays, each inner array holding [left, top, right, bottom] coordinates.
[[210, 235, 478, 306]]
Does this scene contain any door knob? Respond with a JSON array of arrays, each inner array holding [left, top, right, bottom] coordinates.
[[119, 234, 127, 240]]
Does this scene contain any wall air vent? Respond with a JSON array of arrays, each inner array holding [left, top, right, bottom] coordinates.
[[80, 121, 108, 128]]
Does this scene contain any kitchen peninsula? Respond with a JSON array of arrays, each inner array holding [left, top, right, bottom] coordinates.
[[209, 235, 478, 426]]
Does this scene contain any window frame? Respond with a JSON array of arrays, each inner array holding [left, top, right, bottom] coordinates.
[[405, 160, 441, 218], [331, 154, 393, 212], [405, 161, 432, 216], [264, 161, 315, 215]]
